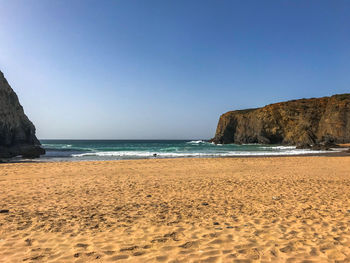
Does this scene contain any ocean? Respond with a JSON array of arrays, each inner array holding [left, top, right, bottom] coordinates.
[[39, 140, 328, 161]]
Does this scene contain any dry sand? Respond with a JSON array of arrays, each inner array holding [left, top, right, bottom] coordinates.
[[1, 157, 350, 263]]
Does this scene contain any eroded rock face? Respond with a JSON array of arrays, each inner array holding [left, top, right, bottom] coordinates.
[[211, 94, 350, 145], [0, 71, 45, 158]]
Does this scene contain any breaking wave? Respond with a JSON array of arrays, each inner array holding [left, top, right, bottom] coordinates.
[[186, 140, 207, 144], [39, 140, 337, 161], [71, 149, 327, 158]]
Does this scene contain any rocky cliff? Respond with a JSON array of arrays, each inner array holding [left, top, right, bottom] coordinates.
[[211, 94, 350, 146], [0, 71, 45, 158]]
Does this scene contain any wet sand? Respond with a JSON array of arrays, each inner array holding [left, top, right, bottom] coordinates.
[[1, 157, 350, 262]]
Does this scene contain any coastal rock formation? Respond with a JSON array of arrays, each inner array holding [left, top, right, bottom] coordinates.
[[0, 71, 45, 158], [211, 94, 350, 146]]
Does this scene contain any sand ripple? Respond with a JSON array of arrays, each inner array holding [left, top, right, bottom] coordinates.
[[1, 157, 350, 262]]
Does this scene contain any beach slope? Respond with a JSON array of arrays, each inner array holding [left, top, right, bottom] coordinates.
[[1, 157, 350, 262]]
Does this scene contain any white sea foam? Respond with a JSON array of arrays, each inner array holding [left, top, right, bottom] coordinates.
[[71, 149, 334, 158], [187, 140, 206, 144], [43, 143, 73, 148], [260, 146, 296, 150]]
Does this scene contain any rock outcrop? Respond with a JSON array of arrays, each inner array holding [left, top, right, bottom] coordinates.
[[211, 94, 350, 146], [0, 71, 45, 158]]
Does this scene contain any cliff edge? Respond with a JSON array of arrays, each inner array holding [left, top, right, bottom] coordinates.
[[0, 71, 45, 158], [211, 94, 350, 146]]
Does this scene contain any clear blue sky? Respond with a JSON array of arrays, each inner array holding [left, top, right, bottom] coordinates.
[[0, 0, 349, 139]]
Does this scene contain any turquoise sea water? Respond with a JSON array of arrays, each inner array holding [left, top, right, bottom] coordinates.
[[40, 140, 327, 161]]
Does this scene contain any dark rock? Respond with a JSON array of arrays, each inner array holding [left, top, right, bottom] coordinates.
[[311, 144, 330, 151], [211, 94, 350, 146], [0, 71, 45, 158], [296, 141, 339, 151], [322, 141, 339, 148], [0, 209, 9, 213], [296, 143, 311, 149]]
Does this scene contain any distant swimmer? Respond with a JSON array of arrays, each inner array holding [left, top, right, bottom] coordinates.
[[153, 153, 157, 157]]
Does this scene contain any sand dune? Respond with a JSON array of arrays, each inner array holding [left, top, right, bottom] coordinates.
[[1, 157, 350, 262]]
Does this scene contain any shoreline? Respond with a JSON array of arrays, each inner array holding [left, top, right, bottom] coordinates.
[[1, 147, 349, 164]]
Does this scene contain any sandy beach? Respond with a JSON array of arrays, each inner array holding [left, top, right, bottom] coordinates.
[[1, 157, 350, 262]]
